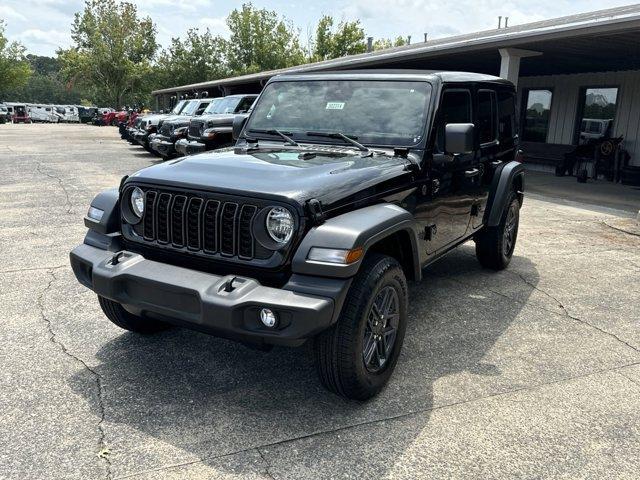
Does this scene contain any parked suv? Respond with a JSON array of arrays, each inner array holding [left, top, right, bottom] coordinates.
[[70, 71, 524, 400], [175, 94, 258, 155], [149, 98, 213, 159]]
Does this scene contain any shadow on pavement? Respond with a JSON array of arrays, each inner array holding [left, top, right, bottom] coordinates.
[[68, 245, 539, 475]]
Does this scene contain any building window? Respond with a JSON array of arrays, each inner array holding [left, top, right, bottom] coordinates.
[[478, 90, 497, 144], [522, 89, 552, 142], [577, 87, 618, 145]]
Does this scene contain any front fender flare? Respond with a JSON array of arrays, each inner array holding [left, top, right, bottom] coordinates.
[[84, 188, 120, 234], [292, 203, 421, 279]]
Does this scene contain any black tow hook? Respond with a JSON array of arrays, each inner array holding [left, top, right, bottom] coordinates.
[[111, 251, 125, 265], [223, 277, 237, 292]]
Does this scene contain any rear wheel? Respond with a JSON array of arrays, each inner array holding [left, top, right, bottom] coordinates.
[[98, 296, 170, 334], [475, 191, 520, 270], [314, 254, 408, 400]]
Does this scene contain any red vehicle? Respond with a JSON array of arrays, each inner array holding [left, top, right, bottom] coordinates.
[[12, 105, 31, 124], [101, 109, 129, 126]]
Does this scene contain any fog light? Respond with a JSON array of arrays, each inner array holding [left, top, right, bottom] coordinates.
[[260, 308, 278, 328]]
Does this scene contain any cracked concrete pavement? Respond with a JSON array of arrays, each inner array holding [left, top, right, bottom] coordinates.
[[1, 124, 639, 479]]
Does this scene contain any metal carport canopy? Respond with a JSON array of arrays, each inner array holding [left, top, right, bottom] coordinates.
[[152, 4, 640, 96]]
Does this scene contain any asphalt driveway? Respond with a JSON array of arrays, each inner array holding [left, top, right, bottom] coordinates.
[[1, 124, 639, 479]]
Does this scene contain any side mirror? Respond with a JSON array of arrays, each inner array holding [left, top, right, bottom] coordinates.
[[232, 115, 248, 141], [445, 123, 475, 154]]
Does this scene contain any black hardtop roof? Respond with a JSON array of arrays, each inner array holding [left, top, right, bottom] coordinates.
[[271, 69, 513, 86]]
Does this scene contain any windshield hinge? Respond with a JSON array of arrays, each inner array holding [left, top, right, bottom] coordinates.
[[306, 198, 325, 225]]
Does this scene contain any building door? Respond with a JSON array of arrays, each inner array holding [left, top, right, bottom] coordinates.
[[419, 88, 475, 255]]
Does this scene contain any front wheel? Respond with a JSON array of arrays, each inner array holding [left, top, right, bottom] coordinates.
[[475, 191, 520, 270], [314, 254, 408, 400]]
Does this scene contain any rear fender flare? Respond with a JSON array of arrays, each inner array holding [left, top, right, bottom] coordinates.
[[485, 161, 525, 226]]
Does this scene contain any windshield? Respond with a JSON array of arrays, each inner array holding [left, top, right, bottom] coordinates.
[[204, 96, 244, 114], [180, 100, 199, 115], [171, 100, 186, 114], [245, 80, 432, 146], [203, 97, 226, 114]]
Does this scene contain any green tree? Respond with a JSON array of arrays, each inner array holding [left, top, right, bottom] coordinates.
[[311, 16, 366, 61], [58, 0, 158, 108], [226, 3, 305, 75], [0, 21, 32, 100], [155, 28, 229, 89], [373, 36, 408, 51]]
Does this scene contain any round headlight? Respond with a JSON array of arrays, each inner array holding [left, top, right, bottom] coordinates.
[[265, 207, 294, 244], [130, 187, 145, 218]]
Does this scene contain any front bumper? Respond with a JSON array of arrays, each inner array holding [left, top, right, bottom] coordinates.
[[175, 138, 206, 155], [149, 135, 176, 156], [70, 243, 341, 346]]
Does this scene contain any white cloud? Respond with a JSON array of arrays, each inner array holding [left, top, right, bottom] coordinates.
[[17, 29, 71, 49], [0, 5, 27, 22], [200, 16, 231, 37]]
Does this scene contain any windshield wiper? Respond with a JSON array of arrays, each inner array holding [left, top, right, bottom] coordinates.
[[305, 131, 370, 155], [246, 128, 298, 146]]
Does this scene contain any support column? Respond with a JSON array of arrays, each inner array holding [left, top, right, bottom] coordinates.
[[498, 48, 542, 89]]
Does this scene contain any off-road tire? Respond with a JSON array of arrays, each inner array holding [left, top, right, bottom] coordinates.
[[314, 254, 408, 400], [475, 191, 520, 270], [98, 296, 170, 334]]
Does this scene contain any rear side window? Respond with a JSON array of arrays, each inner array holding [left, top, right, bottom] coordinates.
[[235, 96, 256, 113], [478, 90, 497, 144], [497, 90, 516, 141], [435, 89, 472, 152]]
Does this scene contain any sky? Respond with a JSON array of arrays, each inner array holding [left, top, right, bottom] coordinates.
[[0, 0, 637, 57]]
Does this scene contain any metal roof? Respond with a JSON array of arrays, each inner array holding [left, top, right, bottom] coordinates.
[[152, 4, 640, 95]]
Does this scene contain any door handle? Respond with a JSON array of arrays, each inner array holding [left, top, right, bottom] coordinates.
[[464, 168, 480, 178]]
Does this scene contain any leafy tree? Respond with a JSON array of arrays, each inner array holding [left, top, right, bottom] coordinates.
[[373, 36, 408, 51], [226, 3, 305, 75], [5, 55, 89, 104], [0, 21, 32, 100], [155, 28, 229, 89], [58, 0, 158, 108], [311, 16, 366, 61]]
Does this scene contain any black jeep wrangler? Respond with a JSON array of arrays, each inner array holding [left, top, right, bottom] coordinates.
[[70, 71, 524, 400]]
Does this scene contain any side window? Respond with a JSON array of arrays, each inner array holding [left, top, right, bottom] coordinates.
[[435, 89, 472, 153], [478, 90, 497, 144], [235, 96, 255, 113], [497, 90, 516, 141], [195, 103, 208, 115]]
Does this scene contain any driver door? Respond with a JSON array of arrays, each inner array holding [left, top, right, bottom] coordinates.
[[418, 88, 476, 255]]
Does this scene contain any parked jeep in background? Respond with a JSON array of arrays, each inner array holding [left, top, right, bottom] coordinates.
[[70, 71, 523, 400], [149, 98, 213, 159], [11, 104, 31, 123], [176, 94, 258, 155], [133, 100, 188, 151]]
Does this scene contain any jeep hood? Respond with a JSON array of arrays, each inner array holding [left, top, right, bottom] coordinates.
[[127, 148, 409, 207]]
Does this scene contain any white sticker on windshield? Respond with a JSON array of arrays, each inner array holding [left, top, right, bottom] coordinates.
[[325, 102, 345, 110]]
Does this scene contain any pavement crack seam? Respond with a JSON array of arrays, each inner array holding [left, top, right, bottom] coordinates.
[[616, 370, 640, 390], [513, 271, 640, 354], [1, 264, 68, 275], [256, 447, 278, 480], [36, 162, 73, 214], [37, 269, 113, 480]]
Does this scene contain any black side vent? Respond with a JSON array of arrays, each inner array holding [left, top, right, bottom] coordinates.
[[156, 193, 172, 243], [238, 205, 257, 259], [203, 200, 220, 253], [186, 198, 203, 250], [171, 195, 187, 247], [220, 202, 238, 256], [143, 191, 157, 240]]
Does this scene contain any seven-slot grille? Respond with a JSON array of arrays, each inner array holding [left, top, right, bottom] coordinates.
[[139, 189, 259, 259], [159, 122, 173, 136], [189, 119, 205, 138]]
